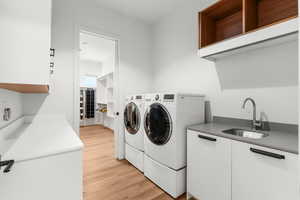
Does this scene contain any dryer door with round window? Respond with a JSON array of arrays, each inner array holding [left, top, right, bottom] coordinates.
[[124, 102, 140, 134], [144, 103, 172, 145]]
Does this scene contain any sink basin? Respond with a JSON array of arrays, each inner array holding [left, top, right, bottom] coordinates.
[[222, 128, 268, 139], [0, 116, 32, 155]]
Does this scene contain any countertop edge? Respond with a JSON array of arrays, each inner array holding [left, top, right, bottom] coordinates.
[[14, 146, 84, 163], [188, 126, 298, 155]]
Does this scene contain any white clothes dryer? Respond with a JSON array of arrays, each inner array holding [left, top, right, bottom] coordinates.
[[143, 93, 205, 197]]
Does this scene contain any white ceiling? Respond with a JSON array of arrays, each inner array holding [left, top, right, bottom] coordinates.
[[80, 32, 115, 63], [94, 0, 184, 23]]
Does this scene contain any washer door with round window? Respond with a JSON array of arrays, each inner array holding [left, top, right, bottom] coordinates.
[[144, 103, 180, 169], [124, 102, 144, 151], [144, 103, 172, 146]]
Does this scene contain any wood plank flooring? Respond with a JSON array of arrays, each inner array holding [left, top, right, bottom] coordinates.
[[80, 125, 186, 200]]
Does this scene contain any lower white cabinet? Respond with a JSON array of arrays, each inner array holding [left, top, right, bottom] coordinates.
[[187, 130, 299, 200], [0, 150, 83, 200], [187, 130, 231, 200], [232, 141, 299, 200]]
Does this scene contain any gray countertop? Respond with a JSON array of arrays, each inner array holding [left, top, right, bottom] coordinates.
[[188, 122, 298, 154]]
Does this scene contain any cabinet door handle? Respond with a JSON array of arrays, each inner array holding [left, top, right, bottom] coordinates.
[[0, 160, 14, 173], [250, 148, 285, 160], [198, 134, 217, 142], [50, 48, 55, 57]]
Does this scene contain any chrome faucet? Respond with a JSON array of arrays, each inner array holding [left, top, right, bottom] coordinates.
[[242, 98, 262, 130], [3, 108, 11, 121]]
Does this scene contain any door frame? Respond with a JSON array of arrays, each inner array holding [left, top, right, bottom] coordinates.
[[74, 25, 123, 159]]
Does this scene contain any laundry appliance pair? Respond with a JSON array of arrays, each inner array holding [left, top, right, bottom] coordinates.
[[124, 93, 205, 198]]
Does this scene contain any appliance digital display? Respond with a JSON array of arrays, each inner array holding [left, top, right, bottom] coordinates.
[[164, 94, 174, 100], [136, 95, 142, 99]]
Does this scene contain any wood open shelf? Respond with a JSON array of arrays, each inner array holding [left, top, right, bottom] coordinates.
[[0, 83, 49, 93], [200, 0, 243, 48], [199, 0, 298, 48]]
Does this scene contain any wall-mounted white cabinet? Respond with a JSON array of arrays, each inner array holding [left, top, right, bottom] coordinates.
[[187, 131, 231, 200], [0, 0, 52, 93], [187, 130, 299, 200], [232, 141, 298, 200]]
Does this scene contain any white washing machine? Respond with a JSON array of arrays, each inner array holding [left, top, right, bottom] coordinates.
[[124, 94, 145, 172], [143, 93, 205, 198]]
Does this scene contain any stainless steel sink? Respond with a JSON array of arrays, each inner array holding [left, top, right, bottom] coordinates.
[[222, 128, 268, 139]]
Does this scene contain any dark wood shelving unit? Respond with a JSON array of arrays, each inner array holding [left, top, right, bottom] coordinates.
[[199, 0, 243, 48], [199, 0, 298, 48]]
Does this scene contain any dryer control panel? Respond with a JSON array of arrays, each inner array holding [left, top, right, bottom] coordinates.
[[163, 94, 175, 100], [163, 94, 175, 103]]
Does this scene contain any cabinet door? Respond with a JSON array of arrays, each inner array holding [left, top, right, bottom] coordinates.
[[232, 141, 299, 200], [0, 151, 82, 200], [0, 0, 51, 85], [187, 131, 231, 200]]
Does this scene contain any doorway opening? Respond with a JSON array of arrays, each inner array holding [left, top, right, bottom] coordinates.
[[74, 28, 121, 159], [79, 31, 116, 129]]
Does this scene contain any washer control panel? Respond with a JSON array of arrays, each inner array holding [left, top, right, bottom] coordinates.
[[135, 95, 143, 100]]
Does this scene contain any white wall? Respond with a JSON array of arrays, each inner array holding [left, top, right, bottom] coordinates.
[[23, 0, 153, 131], [80, 60, 102, 88], [0, 89, 23, 129], [101, 55, 115, 76], [77, 0, 153, 97], [80, 60, 102, 77], [152, 0, 298, 124]]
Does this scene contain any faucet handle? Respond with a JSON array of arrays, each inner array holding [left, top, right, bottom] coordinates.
[[254, 120, 262, 130], [3, 107, 11, 121]]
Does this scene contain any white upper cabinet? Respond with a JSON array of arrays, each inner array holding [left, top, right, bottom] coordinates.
[[232, 141, 299, 200], [187, 131, 231, 200], [0, 0, 52, 92]]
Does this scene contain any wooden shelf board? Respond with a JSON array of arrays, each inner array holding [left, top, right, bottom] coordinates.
[[200, 32, 244, 49], [245, 15, 298, 34], [202, 0, 242, 19], [202, 30, 298, 61], [0, 83, 49, 93]]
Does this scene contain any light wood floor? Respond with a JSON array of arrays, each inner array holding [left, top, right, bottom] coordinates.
[[80, 125, 186, 200]]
